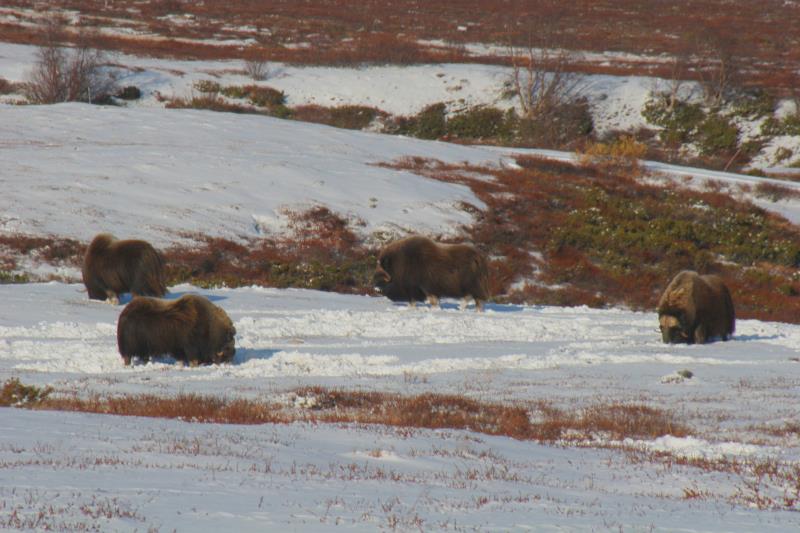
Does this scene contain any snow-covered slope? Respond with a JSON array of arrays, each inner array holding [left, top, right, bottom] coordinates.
[[2, 42, 800, 531], [0, 102, 496, 245], [1, 282, 799, 531]]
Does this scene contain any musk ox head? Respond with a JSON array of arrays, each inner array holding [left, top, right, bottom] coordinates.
[[657, 270, 735, 344], [117, 294, 236, 366], [82, 233, 167, 303], [212, 307, 237, 364], [658, 312, 690, 344], [372, 255, 393, 293]]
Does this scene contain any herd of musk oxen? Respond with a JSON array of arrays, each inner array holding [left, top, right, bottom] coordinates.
[[81, 233, 735, 367]]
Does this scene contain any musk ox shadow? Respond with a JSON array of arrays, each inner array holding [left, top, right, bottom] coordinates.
[[82, 233, 167, 304], [117, 294, 236, 366], [373, 236, 490, 311], [657, 270, 735, 344]]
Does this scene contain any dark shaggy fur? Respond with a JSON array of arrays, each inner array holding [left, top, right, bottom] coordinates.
[[373, 236, 490, 311], [117, 295, 236, 366], [657, 270, 735, 344], [82, 233, 166, 303]]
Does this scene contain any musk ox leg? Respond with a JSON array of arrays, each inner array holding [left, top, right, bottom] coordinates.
[[105, 290, 119, 305], [474, 298, 485, 312], [121, 355, 132, 366], [427, 295, 441, 309], [693, 324, 707, 344]]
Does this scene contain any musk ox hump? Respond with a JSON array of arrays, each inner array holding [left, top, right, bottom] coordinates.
[[82, 233, 167, 303], [117, 294, 235, 366], [373, 235, 489, 311]]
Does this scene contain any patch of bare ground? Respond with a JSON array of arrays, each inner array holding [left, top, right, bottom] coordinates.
[[0, 1, 798, 91]]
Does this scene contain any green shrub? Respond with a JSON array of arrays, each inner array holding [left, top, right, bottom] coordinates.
[[291, 105, 379, 129], [517, 100, 593, 148], [731, 89, 775, 119], [446, 106, 515, 141], [760, 113, 800, 136], [328, 105, 379, 129], [0, 270, 29, 284], [642, 94, 706, 145], [410, 103, 447, 139], [696, 114, 739, 155]]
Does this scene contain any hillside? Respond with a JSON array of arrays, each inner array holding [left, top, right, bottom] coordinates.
[[2, 6, 800, 531]]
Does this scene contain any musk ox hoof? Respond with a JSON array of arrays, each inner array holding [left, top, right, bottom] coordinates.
[[117, 294, 236, 366], [657, 270, 735, 345], [373, 236, 490, 312]]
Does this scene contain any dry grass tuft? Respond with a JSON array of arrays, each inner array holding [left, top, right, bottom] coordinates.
[[2, 379, 689, 443], [0, 378, 53, 407], [578, 135, 648, 174]]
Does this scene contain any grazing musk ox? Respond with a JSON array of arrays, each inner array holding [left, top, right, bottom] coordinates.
[[657, 270, 735, 344], [117, 295, 236, 366], [373, 236, 490, 311], [82, 233, 166, 303]]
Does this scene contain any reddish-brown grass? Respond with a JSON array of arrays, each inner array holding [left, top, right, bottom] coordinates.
[[1, 1, 798, 91], [379, 155, 800, 322], [164, 207, 374, 292], [2, 379, 688, 443]]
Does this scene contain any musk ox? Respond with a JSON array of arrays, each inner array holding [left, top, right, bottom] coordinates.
[[373, 235, 490, 311], [82, 233, 167, 303], [657, 270, 735, 344], [117, 295, 236, 366]]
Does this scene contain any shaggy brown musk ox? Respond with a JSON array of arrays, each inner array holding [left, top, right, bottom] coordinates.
[[373, 236, 490, 311], [657, 270, 735, 344], [82, 233, 166, 303], [117, 294, 236, 366]]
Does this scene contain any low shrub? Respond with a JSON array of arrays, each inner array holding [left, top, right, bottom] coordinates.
[[696, 114, 739, 155], [165, 94, 251, 113], [0, 378, 52, 407], [445, 106, 515, 141], [193, 79, 221, 94], [0, 270, 30, 284], [578, 135, 647, 173], [220, 84, 286, 108], [753, 181, 800, 202], [292, 104, 380, 130], [731, 89, 775, 119], [165, 207, 375, 293], [516, 99, 594, 148], [115, 85, 142, 100], [642, 94, 706, 146], [762, 113, 800, 136], [243, 57, 270, 81], [0, 77, 20, 94], [398, 103, 447, 139]]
